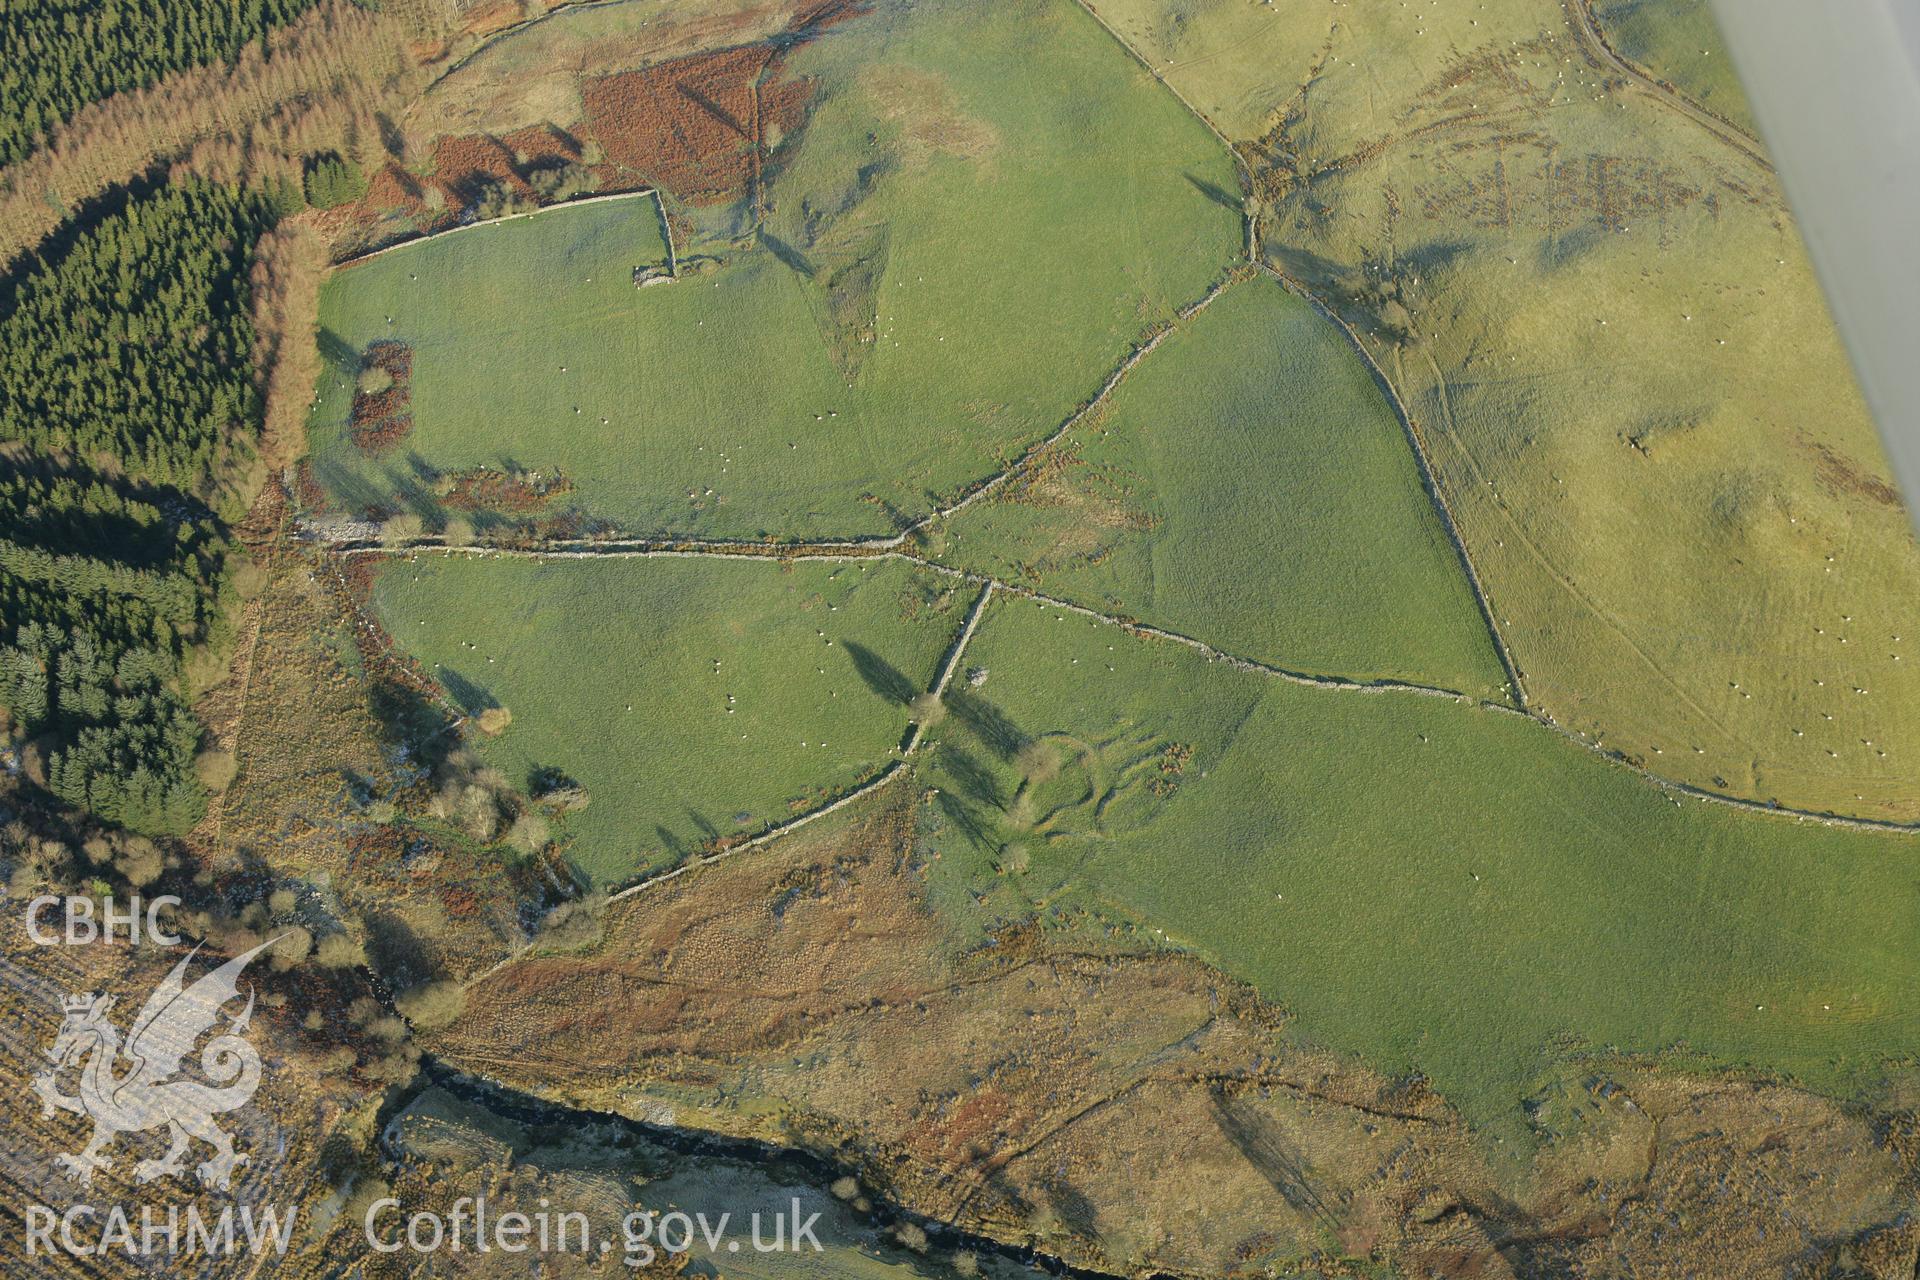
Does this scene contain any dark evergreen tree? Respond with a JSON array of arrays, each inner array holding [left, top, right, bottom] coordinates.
[[0, 0, 322, 167], [0, 179, 276, 835], [0, 181, 275, 488], [302, 152, 366, 210]]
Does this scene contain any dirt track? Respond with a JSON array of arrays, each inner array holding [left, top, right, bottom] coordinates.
[[1564, 0, 1773, 172]]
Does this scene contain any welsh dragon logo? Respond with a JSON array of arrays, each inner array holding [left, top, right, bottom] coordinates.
[[32, 938, 276, 1190]]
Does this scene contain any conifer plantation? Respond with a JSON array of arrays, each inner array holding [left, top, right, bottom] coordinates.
[[0, 180, 276, 833], [0, 182, 273, 483], [0, 0, 321, 167]]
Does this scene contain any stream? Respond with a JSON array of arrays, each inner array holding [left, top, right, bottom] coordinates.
[[385, 1057, 1156, 1280]]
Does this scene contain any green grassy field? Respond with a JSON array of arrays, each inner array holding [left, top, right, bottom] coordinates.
[[1086, 0, 1329, 140], [1592, 0, 1758, 136], [309, 0, 1239, 540], [332, 0, 1920, 1161], [369, 555, 968, 884], [1311, 31, 1920, 821], [923, 597, 1920, 1140], [309, 195, 672, 513], [929, 277, 1509, 697], [1079, 0, 1920, 817]]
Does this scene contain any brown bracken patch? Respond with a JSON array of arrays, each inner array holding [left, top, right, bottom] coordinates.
[[578, 0, 864, 205], [440, 466, 574, 512], [433, 781, 1920, 1280], [325, 123, 620, 255], [316, 1, 871, 256], [583, 44, 799, 205], [349, 340, 414, 452], [293, 458, 330, 512]]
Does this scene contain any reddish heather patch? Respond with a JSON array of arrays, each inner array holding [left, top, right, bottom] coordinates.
[[330, 124, 622, 254], [354, 416, 413, 453], [294, 460, 330, 513], [440, 467, 574, 512], [319, 1, 870, 255], [460, 0, 526, 40], [1799, 434, 1905, 509], [442, 883, 483, 918], [582, 36, 819, 205], [350, 340, 415, 453], [347, 819, 407, 869], [338, 554, 382, 601], [433, 129, 539, 204], [515, 508, 586, 544]]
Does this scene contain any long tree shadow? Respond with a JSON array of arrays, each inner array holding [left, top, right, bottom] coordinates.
[[844, 640, 917, 705], [945, 689, 1026, 760], [317, 325, 359, 373], [370, 679, 459, 775], [655, 824, 690, 863], [934, 788, 994, 851], [1185, 170, 1243, 212], [438, 668, 499, 716], [1397, 235, 1475, 280], [937, 741, 1006, 812], [1208, 1089, 1341, 1236], [363, 910, 432, 992], [759, 229, 815, 277], [677, 82, 751, 139], [687, 809, 720, 850], [1042, 1177, 1102, 1243]]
